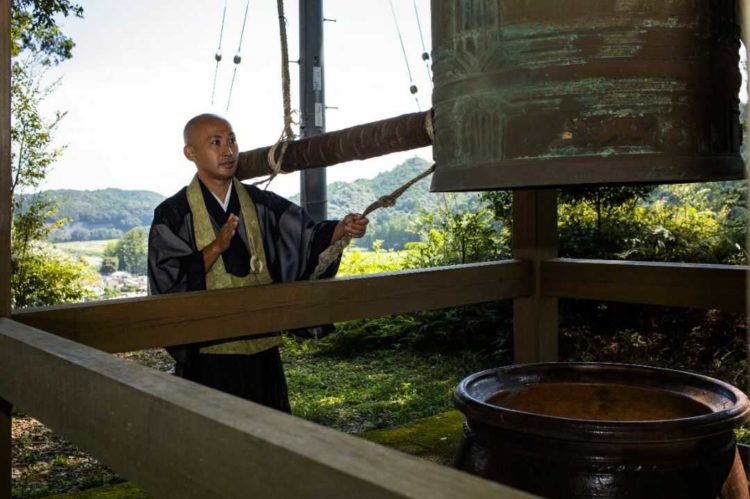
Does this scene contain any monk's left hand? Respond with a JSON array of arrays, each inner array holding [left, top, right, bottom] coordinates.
[[335, 213, 369, 241]]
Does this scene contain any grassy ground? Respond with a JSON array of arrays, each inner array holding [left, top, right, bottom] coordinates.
[[285, 339, 498, 433], [51, 240, 117, 259]]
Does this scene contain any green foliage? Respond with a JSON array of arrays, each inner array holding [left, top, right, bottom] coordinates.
[[11, 184, 92, 309], [338, 242, 407, 276], [479, 190, 512, 226], [11, 0, 84, 65], [307, 303, 512, 358], [104, 228, 148, 275], [559, 185, 655, 231], [404, 196, 508, 268], [558, 182, 747, 264], [11, 242, 93, 308], [356, 214, 417, 250], [9, 3, 91, 308], [99, 256, 118, 275], [10, 58, 66, 205], [560, 303, 747, 388]]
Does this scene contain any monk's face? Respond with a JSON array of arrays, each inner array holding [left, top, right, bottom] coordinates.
[[183, 117, 239, 183]]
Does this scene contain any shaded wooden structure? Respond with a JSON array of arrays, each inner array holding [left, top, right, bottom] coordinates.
[[1, 1, 748, 497]]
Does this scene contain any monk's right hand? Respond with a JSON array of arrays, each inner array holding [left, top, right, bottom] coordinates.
[[215, 214, 240, 252]]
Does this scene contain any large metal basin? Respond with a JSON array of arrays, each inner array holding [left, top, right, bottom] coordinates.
[[454, 362, 750, 498]]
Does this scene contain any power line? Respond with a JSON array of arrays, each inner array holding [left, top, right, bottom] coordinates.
[[411, 0, 432, 82], [210, 0, 228, 106], [226, 0, 251, 113], [388, 0, 420, 111]]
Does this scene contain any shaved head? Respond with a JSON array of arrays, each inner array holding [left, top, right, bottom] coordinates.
[[183, 113, 231, 146]]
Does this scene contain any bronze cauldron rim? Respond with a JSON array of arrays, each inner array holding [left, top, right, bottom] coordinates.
[[454, 362, 750, 443]]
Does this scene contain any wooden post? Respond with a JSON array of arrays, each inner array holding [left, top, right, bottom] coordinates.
[[512, 189, 558, 363], [1, 0, 11, 317], [743, 0, 750, 397], [1, 0, 12, 495], [0, 399, 9, 499]]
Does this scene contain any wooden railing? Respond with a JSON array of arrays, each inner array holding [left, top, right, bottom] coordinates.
[[0, 317, 531, 498], [542, 259, 747, 312], [11, 261, 531, 352]]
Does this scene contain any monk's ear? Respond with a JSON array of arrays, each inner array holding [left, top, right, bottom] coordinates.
[[183, 145, 195, 162]]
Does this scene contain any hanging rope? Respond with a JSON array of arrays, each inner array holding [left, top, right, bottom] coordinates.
[[411, 0, 432, 82], [253, 0, 296, 190], [277, 0, 294, 142], [310, 163, 436, 280], [388, 0, 421, 112], [211, 0, 228, 106], [226, 0, 251, 113]]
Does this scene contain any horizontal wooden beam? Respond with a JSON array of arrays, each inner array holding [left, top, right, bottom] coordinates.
[[12, 261, 531, 353], [542, 259, 747, 312], [0, 318, 529, 498], [237, 111, 433, 180]]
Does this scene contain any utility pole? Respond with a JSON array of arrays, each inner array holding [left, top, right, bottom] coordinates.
[[299, 0, 327, 221]]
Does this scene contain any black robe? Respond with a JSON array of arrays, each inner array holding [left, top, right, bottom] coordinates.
[[147, 181, 340, 410]]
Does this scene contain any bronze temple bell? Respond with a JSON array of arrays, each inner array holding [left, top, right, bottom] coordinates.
[[430, 0, 744, 191]]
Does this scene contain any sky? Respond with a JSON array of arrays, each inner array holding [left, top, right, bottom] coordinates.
[[39, 0, 434, 198]]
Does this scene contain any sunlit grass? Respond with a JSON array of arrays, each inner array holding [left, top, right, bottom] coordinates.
[[282, 336, 500, 434]]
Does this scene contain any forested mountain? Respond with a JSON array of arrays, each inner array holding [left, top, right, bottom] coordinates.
[[22, 157, 480, 247], [16, 189, 165, 242], [291, 156, 480, 249]]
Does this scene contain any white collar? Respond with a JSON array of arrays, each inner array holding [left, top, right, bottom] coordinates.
[[211, 185, 232, 211]]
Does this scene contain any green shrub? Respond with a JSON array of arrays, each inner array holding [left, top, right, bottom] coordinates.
[[99, 256, 118, 275], [404, 200, 508, 269]]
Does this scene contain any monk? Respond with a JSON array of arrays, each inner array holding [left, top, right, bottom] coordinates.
[[147, 113, 368, 411]]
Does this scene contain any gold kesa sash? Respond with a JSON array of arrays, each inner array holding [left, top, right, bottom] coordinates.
[[187, 175, 281, 355]]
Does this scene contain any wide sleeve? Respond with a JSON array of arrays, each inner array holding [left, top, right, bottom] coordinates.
[[147, 203, 206, 295], [251, 187, 342, 282]]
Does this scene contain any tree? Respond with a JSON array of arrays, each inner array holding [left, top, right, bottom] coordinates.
[[99, 256, 118, 276], [11, 0, 84, 65], [10, 0, 87, 307], [558, 186, 654, 234], [11, 194, 93, 307], [105, 228, 148, 275], [404, 195, 507, 268], [10, 57, 66, 214]]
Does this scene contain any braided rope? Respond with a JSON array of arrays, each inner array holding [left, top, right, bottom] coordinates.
[[253, 0, 295, 189], [310, 163, 436, 280], [277, 0, 294, 142]]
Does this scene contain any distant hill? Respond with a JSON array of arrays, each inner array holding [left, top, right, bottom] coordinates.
[[291, 156, 480, 249], [16, 189, 165, 242], [21, 157, 480, 247]]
